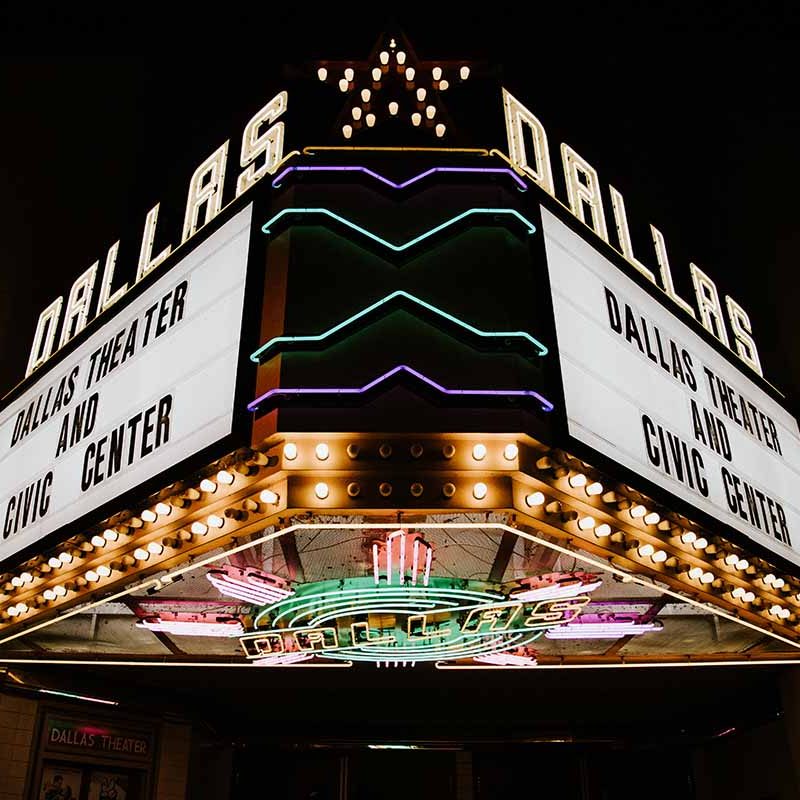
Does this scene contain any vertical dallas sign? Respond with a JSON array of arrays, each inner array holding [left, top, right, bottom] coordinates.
[[0, 205, 252, 565]]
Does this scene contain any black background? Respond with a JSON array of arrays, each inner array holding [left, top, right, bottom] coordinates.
[[1, 3, 799, 416]]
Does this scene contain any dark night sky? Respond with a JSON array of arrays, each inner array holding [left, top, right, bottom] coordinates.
[[2, 5, 800, 412]]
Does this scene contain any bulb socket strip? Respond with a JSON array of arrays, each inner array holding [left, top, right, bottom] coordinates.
[[535, 449, 799, 617], [0, 451, 283, 626]]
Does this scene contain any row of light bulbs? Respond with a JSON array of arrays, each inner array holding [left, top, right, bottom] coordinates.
[[283, 441, 519, 463], [1, 465, 280, 622], [525, 470, 797, 623]]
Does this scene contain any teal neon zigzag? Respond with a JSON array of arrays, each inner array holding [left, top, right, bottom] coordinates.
[[260, 207, 537, 252], [249, 290, 548, 363]]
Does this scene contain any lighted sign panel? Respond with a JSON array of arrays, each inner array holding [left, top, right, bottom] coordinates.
[[0, 205, 253, 565], [542, 206, 800, 565]]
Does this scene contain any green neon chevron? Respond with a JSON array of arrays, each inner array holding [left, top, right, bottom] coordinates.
[[260, 207, 537, 252], [250, 289, 548, 363]]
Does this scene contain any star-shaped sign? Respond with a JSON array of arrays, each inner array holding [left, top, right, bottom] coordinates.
[[313, 30, 474, 140]]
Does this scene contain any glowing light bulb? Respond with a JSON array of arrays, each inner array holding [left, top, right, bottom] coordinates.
[[91, 535, 106, 548], [700, 572, 715, 584], [343, 123, 352, 136], [578, 516, 595, 531], [725, 554, 739, 566], [568, 473, 587, 488], [103, 529, 119, 542], [460, 65, 470, 80], [200, 478, 217, 493], [737, 559, 750, 571], [315, 482, 329, 500], [681, 531, 697, 544], [133, 548, 149, 561], [284, 443, 298, 460], [11, 577, 22, 588], [155, 502, 171, 516], [594, 523, 611, 537], [147, 542, 164, 555], [191, 522, 208, 535], [472, 482, 488, 500], [260, 489, 279, 504], [693, 537, 708, 550], [315, 443, 330, 460], [688, 567, 703, 580], [97, 565, 111, 577], [396, 51, 406, 65], [338, 78, 348, 93], [43, 589, 56, 601], [432, 66, 442, 80], [732, 587, 746, 599], [405, 66, 415, 81], [317, 67, 327, 81], [48, 557, 62, 569], [217, 470, 234, 485], [771, 604, 782, 616], [472, 443, 487, 461], [630, 504, 647, 518], [425, 105, 436, 120], [439, 79, 449, 90], [774, 577, 786, 589], [389, 101, 399, 115], [59, 551, 73, 565], [435, 123, 446, 137], [20, 572, 33, 584], [380, 51, 389, 65], [744, 591, 755, 603], [361, 88, 371, 102], [525, 491, 545, 507], [638, 543, 655, 557], [141, 509, 157, 523], [652, 550, 668, 563], [586, 481, 603, 496], [344, 68, 354, 82], [352, 107, 362, 121], [503, 444, 518, 461], [416, 87, 426, 101], [207, 515, 224, 528], [53, 585, 67, 597], [644, 512, 660, 525], [412, 113, 421, 126], [7, 606, 19, 617], [372, 67, 381, 81], [366, 113, 376, 127], [15, 603, 27, 614]]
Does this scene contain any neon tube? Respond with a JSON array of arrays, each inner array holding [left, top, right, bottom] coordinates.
[[545, 614, 664, 640], [271, 165, 527, 191], [137, 617, 245, 638], [473, 652, 537, 666], [250, 289, 548, 363], [261, 207, 537, 252], [247, 364, 554, 413]]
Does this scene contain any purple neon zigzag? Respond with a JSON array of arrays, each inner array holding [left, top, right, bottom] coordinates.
[[271, 165, 528, 192], [247, 364, 554, 413]]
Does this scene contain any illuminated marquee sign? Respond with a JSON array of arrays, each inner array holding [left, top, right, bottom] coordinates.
[[0, 205, 252, 564], [542, 206, 800, 565], [238, 576, 592, 665]]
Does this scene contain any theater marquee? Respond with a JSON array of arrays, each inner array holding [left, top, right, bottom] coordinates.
[[542, 207, 800, 565], [0, 206, 252, 564]]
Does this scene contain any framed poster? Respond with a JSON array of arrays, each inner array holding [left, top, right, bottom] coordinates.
[[88, 770, 129, 800], [39, 765, 82, 800]]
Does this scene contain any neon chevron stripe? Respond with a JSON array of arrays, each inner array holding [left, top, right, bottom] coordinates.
[[250, 290, 548, 363], [271, 165, 527, 191], [260, 207, 537, 252], [247, 364, 554, 413]]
